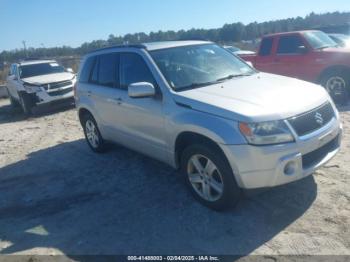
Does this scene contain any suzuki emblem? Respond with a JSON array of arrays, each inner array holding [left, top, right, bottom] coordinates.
[[315, 112, 324, 126]]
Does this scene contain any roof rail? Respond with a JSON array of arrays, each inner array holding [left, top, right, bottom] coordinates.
[[88, 44, 146, 54], [21, 57, 42, 61]]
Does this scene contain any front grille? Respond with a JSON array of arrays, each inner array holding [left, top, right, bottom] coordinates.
[[288, 103, 335, 136], [48, 87, 73, 96], [302, 135, 339, 169], [43, 80, 72, 90]]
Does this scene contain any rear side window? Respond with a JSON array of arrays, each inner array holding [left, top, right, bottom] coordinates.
[[88, 53, 118, 87], [98, 54, 117, 87], [259, 38, 273, 56], [277, 35, 304, 54], [120, 53, 156, 89], [79, 56, 95, 83], [90, 58, 99, 83]]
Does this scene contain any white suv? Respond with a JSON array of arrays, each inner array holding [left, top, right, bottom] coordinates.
[[75, 41, 342, 210], [6, 60, 76, 115]]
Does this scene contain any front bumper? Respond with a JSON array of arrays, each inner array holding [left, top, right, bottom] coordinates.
[[25, 85, 74, 107], [221, 117, 342, 189], [34, 87, 74, 105]]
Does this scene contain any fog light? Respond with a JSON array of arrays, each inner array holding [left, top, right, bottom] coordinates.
[[284, 161, 296, 176]]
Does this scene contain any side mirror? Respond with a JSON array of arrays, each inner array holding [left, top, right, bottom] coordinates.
[[128, 82, 156, 98], [66, 68, 74, 73], [297, 46, 308, 54]]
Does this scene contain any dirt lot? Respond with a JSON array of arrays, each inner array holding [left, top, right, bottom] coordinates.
[[0, 98, 349, 257]]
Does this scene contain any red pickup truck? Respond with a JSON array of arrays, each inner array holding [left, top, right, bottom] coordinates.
[[241, 30, 350, 104]]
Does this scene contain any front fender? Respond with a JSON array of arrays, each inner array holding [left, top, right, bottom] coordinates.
[[167, 109, 246, 151]]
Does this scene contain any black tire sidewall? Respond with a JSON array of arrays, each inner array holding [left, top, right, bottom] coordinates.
[[19, 93, 33, 116], [181, 144, 241, 211], [9, 95, 19, 108], [82, 114, 106, 153]]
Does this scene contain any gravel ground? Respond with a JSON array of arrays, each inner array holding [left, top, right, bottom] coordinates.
[[0, 98, 349, 257]]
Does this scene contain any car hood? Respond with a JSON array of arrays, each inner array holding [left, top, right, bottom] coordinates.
[[21, 72, 75, 85], [172, 73, 331, 122], [322, 47, 350, 53]]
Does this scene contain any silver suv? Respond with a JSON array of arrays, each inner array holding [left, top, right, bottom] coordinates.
[[76, 41, 342, 210], [6, 60, 76, 115]]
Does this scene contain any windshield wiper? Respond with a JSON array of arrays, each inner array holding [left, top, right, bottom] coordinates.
[[316, 45, 338, 50], [175, 74, 253, 91], [176, 81, 219, 91], [216, 74, 252, 82]]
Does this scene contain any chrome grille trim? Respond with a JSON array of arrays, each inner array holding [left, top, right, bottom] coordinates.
[[287, 103, 335, 137]]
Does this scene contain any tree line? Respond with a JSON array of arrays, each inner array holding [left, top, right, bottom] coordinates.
[[1, 11, 350, 63]]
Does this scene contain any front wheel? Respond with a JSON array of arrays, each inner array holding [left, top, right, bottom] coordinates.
[[181, 144, 241, 211], [321, 72, 349, 106], [19, 93, 34, 116], [9, 94, 19, 108]]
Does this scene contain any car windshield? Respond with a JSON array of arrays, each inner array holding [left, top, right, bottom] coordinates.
[[19, 62, 65, 78], [150, 44, 256, 91], [303, 31, 338, 49]]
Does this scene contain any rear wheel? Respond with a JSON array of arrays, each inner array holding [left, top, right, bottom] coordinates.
[[181, 144, 241, 211], [321, 71, 349, 106], [82, 113, 107, 153]]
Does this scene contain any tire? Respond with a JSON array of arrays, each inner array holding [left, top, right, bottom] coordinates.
[[19, 92, 34, 116], [9, 94, 19, 108], [181, 144, 241, 211], [81, 113, 107, 153], [320, 70, 349, 106]]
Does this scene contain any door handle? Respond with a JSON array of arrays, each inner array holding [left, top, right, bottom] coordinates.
[[87, 90, 92, 97], [107, 97, 123, 105], [115, 97, 123, 105]]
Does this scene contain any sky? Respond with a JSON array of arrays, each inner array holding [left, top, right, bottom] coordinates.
[[0, 0, 349, 51]]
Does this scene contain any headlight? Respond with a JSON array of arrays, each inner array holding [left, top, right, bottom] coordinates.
[[239, 120, 294, 145], [24, 85, 42, 93]]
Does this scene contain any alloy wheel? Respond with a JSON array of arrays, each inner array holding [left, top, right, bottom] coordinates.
[[187, 154, 224, 202], [85, 120, 99, 149], [326, 76, 346, 95]]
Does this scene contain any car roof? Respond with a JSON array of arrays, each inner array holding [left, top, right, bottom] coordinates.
[[17, 60, 57, 66], [87, 40, 212, 55], [142, 40, 212, 51], [264, 30, 320, 38]]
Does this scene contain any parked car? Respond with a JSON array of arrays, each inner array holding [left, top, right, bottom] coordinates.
[[328, 33, 350, 48], [75, 41, 342, 210], [240, 30, 350, 105], [6, 60, 76, 115], [224, 45, 255, 55]]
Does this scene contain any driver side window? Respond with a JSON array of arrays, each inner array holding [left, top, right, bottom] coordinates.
[[277, 35, 306, 55], [11, 65, 18, 78], [119, 53, 156, 89], [9, 65, 15, 76]]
